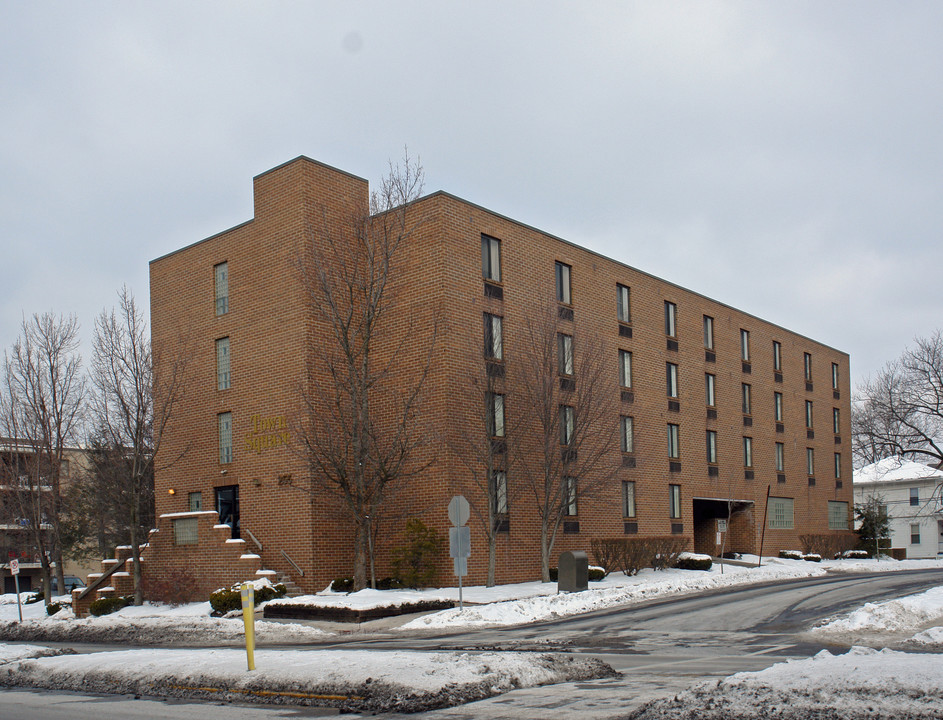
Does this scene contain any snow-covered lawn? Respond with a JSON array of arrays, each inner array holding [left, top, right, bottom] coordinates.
[[264, 555, 943, 630], [1, 556, 942, 714], [0, 645, 614, 713]]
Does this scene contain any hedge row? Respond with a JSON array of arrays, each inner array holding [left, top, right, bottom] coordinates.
[[590, 536, 690, 576]]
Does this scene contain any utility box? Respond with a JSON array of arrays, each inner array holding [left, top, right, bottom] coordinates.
[[558, 550, 588, 592]]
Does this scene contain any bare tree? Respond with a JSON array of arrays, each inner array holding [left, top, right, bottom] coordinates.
[[514, 304, 619, 581], [90, 287, 186, 604], [853, 331, 943, 469], [294, 153, 437, 590], [445, 351, 519, 587], [0, 313, 85, 600]]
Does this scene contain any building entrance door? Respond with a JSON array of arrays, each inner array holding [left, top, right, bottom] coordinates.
[[215, 484, 240, 539]]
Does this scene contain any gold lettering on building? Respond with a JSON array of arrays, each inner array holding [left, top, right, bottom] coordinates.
[[245, 414, 289, 454]]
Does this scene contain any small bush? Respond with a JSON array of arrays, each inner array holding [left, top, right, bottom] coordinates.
[[331, 577, 354, 593], [89, 596, 133, 617], [25, 591, 43, 605], [836, 549, 869, 559], [46, 602, 62, 616], [210, 582, 286, 614], [549, 566, 605, 582], [649, 537, 688, 571], [800, 533, 857, 559], [675, 553, 712, 571], [375, 576, 403, 591], [779, 550, 803, 560], [391, 518, 442, 589], [802, 553, 822, 562], [721, 551, 742, 560], [209, 588, 241, 614]]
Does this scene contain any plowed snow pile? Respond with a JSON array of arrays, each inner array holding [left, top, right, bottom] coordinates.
[[624, 647, 943, 720]]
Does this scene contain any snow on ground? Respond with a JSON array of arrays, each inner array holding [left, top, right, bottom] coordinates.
[[0, 647, 615, 713], [396, 556, 943, 629], [625, 646, 943, 720], [810, 583, 943, 651], [1, 556, 942, 713]]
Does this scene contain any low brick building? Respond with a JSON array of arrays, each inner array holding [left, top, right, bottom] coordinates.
[[146, 156, 854, 594]]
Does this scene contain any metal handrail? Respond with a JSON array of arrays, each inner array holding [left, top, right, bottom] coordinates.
[[280, 549, 305, 577], [244, 527, 263, 553]]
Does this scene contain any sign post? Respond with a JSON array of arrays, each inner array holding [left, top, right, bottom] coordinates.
[[448, 495, 471, 611], [240, 583, 256, 671], [10, 560, 21, 622]]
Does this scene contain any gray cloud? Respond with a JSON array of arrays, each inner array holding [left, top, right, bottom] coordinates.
[[2, 1, 941, 383]]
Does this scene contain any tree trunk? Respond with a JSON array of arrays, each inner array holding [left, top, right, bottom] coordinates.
[[540, 522, 550, 582], [353, 520, 369, 590]]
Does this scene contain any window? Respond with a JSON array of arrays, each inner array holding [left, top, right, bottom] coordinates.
[[620, 416, 635, 453], [774, 392, 784, 422], [617, 284, 631, 323], [705, 373, 716, 407], [218, 412, 233, 464], [805, 400, 814, 429], [667, 424, 680, 459], [216, 337, 231, 391], [60, 460, 70, 479], [483, 313, 503, 360], [773, 341, 782, 371], [564, 476, 578, 516], [666, 363, 679, 398], [804, 352, 813, 382], [910, 487, 919, 507], [619, 350, 633, 388], [743, 437, 753, 468], [492, 471, 508, 515], [214, 262, 229, 315], [740, 329, 750, 362], [555, 261, 572, 304], [481, 235, 501, 282], [911, 524, 921, 544], [560, 405, 575, 445], [806, 448, 815, 476], [834, 452, 842, 478], [703, 315, 714, 350], [775, 442, 785, 472], [173, 517, 199, 546], [831, 362, 839, 390], [741, 383, 752, 415], [557, 334, 573, 376], [487, 393, 505, 438], [622, 481, 636, 518], [188, 491, 202, 512], [669, 484, 681, 519], [706, 430, 717, 464], [828, 501, 849, 530], [833, 407, 841, 434], [665, 301, 677, 337], [768, 497, 795, 529]]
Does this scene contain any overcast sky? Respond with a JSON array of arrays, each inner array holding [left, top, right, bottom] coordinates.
[[2, 2, 941, 385]]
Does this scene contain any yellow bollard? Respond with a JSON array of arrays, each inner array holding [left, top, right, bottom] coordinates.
[[240, 583, 256, 671]]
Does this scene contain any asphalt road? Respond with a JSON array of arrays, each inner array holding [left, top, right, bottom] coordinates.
[[3, 568, 943, 720]]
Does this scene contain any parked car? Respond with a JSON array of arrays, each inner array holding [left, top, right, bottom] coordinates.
[[50, 575, 86, 594]]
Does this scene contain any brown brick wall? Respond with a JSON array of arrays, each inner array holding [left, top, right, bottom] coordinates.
[[149, 156, 855, 593]]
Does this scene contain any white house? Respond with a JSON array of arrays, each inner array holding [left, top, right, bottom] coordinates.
[[854, 457, 943, 559]]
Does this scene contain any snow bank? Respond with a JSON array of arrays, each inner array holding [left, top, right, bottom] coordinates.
[[812, 584, 943, 638], [625, 647, 943, 719], [401, 560, 831, 629], [0, 648, 616, 713]]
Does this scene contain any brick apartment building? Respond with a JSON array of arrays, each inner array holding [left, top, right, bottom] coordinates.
[[147, 156, 854, 594]]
